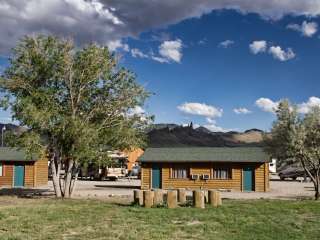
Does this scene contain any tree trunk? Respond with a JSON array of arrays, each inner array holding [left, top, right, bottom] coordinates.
[[315, 188, 319, 200], [50, 156, 62, 198], [300, 159, 320, 200], [63, 159, 74, 198], [314, 176, 320, 200], [51, 166, 61, 198]]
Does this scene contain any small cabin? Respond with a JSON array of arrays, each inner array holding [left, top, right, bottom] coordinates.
[[0, 147, 48, 188], [139, 147, 270, 192]]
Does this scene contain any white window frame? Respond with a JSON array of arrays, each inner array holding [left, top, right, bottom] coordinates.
[[171, 167, 188, 179], [213, 168, 231, 179], [0, 163, 3, 177]]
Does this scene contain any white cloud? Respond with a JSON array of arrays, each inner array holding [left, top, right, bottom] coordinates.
[[1, 1, 320, 54], [131, 48, 148, 58], [127, 106, 149, 122], [206, 117, 216, 124], [287, 21, 318, 37], [128, 106, 145, 116], [203, 124, 229, 132], [151, 56, 168, 63], [255, 97, 320, 114], [250, 41, 296, 62], [182, 123, 200, 128], [178, 104, 228, 132], [297, 97, 320, 114], [249, 40, 267, 54], [268, 46, 295, 61], [107, 39, 129, 52], [219, 40, 234, 48], [158, 39, 183, 63], [233, 108, 252, 114], [255, 98, 279, 113], [129, 40, 183, 64], [198, 39, 207, 45], [66, 0, 123, 25], [178, 102, 223, 118]]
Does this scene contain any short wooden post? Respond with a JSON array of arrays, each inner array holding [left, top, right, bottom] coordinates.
[[217, 191, 222, 206], [154, 189, 164, 206], [193, 190, 205, 208], [167, 190, 178, 208], [144, 190, 154, 208], [208, 190, 222, 207], [178, 188, 187, 204], [204, 190, 209, 203], [133, 190, 144, 206]]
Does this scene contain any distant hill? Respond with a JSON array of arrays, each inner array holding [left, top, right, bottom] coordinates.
[[0, 122, 266, 148], [147, 124, 266, 147], [146, 123, 179, 132]]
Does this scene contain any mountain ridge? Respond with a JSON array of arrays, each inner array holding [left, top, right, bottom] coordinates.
[[147, 123, 266, 147]]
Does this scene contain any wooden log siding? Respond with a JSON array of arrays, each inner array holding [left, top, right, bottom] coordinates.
[[141, 163, 151, 189], [0, 158, 48, 188], [141, 162, 268, 192], [24, 162, 35, 187], [34, 157, 48, 187], [0, 164, 13, 187]]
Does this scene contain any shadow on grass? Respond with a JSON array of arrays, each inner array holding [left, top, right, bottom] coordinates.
[[0, 188, 54, 198]]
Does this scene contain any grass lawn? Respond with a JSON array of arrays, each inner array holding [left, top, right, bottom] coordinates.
[[0, 198, 319, 240]]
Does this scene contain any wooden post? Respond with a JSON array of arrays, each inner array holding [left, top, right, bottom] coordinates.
[[133, 190, 139, 204], [178, 188, 187, 204], [133, 190, 144, 206], [193, 190, 205, 208], [217, 191, 222, 206], [167, 190, 178, 208], [154, 189, 164, 206], [208, 190, 222, 207], [204, 190, 209, 203], [144, 190, 154, 208]]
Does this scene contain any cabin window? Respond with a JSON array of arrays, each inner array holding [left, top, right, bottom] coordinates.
[[213, 168, 231, 179], [171, 167, 188, 179], [0, 163, 3, 176]]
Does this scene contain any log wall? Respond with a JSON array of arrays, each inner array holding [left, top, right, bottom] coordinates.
[[141, 162, 269, 192]]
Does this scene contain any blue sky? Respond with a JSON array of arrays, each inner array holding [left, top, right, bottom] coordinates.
[[1, 1, 320, 132], [122, 11, 320, 131]]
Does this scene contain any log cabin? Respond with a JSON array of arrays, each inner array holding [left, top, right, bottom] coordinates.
[[140, 147, 270, 192], [0, 147, 48, 188]]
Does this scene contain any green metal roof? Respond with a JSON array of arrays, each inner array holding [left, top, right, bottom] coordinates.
[[139, 147, 269, 163], [0, 147, 38, 162]]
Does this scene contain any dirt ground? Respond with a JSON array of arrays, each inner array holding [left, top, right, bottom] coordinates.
[[0, 175, 315, 201], [49, 175, 315, 200]]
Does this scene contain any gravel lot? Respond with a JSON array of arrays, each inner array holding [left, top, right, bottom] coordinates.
[[46, 175, 315, 200]]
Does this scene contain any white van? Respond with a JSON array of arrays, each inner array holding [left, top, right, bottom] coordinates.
[[269, 158, 277, 174]]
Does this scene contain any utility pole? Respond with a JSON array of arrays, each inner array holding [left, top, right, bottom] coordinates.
[[1, 126, 6, 147]]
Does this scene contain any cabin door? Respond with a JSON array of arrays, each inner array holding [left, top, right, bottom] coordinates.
[[152, 164, 161, 189], [14, 165, 25, 187], [243, 167, 254, 191]]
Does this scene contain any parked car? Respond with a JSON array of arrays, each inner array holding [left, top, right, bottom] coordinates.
[[278, 166, 306, 181]]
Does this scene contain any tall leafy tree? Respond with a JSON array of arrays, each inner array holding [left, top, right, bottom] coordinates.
[[0, 35, 151, 198], [265, 100, 320, 200]]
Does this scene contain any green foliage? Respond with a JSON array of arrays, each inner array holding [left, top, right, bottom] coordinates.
[[265, 99, 320, 199], [264, 100, 299, 161], [0, 35, 151, 164]]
